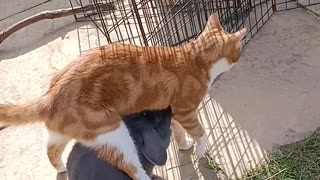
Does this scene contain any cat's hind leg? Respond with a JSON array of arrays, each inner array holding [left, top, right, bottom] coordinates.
[[171, 119, 193, 150], [83, 121, 150, 180], [46, 130, 71, 172]]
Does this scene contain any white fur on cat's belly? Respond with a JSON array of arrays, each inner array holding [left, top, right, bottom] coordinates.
[[207, 58, 234, 90], [46, 130, 70, 145], [87, 122, 151, 180]]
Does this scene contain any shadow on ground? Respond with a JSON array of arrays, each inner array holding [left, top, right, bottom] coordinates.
[[0, 21, 101, 60], [152, 8, 320, 180]]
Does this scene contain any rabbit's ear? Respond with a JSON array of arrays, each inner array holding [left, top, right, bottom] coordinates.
[[141, 128, 167, 166]]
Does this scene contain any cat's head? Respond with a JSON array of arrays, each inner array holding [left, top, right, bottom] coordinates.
[[197, 13, 247, 66]]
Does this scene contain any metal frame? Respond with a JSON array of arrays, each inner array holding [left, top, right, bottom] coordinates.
[[68, 0, 318, 49]]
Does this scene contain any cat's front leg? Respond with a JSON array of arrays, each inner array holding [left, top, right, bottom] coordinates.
[[195, 131, 207, 157], [171, 107, 207, 158]]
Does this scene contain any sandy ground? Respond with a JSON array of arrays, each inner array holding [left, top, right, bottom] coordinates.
[[0, 0, 320, 179]]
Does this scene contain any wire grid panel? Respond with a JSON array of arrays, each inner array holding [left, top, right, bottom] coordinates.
[[71, 0, 276, 48], [70, 0, 320, 47], [146, 0, 265, 47], [67, 0, 319, 179], [69, 0, 142, 45]]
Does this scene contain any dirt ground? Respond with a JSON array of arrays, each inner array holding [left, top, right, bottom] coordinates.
[[0, 0, 320, 179]]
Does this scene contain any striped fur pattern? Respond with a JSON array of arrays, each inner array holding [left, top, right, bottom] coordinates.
[[0, 14, 246, 179]]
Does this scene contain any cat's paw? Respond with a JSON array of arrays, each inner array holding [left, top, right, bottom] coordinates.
[[195, 133, 207, 158], [178, 137, 193, 150], [57, 165, 67, 173]]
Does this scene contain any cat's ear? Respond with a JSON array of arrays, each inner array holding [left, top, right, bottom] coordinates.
[[233, 27, 248, 40], [205, 13, 223, 31]]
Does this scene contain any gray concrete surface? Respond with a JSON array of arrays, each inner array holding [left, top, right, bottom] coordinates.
[[205, 8, 320, 178], [0, 0, 75, 50], [0, 1, 320, 180], [0, 1, 104, 180]]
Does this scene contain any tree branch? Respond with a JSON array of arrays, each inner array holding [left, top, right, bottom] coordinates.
[[0, 3, 115, 45]]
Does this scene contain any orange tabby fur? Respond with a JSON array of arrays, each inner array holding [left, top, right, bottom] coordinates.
[[0, 14, 246, 179]]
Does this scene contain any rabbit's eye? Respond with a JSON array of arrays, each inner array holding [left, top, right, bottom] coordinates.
[[154, 127, 160, 134]]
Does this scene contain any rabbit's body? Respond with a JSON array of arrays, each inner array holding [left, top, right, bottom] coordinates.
[[67, 108, 172, 180]]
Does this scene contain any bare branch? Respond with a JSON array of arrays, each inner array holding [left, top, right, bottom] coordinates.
[[0, 3, 115, 45]]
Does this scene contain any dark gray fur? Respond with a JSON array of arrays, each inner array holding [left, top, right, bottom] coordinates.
[[66, 108, 172, 180]]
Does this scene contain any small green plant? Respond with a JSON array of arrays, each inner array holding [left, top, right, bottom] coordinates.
[[205, 153, 220, 170]]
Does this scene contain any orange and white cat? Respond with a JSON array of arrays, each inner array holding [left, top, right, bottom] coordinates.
[[0, 14, 246, 180]]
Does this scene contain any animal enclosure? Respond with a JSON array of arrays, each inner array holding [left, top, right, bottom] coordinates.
[[67, 0, 320, 179], [69, 0, 319, 49], [0, 0, 319, 179]]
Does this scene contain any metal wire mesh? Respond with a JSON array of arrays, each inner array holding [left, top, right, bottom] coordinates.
[[69, 0, 319, 47], [69, 0, 278, 49], [67, 0, 320, 179]]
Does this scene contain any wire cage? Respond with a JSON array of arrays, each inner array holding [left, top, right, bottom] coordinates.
[[67, 0, 319, 178], [69, 0, 319, 54], [69, 0, 259, 48], [68, 0, 319, 50]]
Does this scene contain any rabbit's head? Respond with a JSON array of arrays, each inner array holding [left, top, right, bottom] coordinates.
[[66, 108, 172, 180], [124, 107, 172, 166]]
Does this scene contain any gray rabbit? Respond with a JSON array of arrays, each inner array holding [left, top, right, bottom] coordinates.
[[66, 108, 172, 180]]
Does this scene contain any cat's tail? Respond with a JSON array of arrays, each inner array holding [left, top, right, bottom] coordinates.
[[0, 97, 47, 127]]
